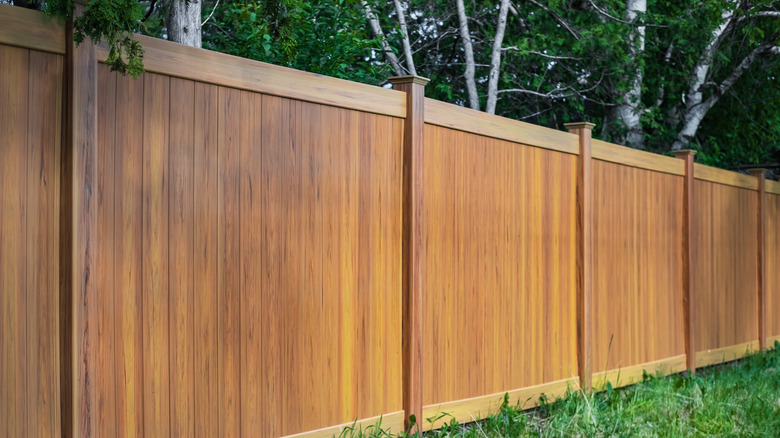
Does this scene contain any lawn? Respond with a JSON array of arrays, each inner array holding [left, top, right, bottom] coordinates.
[[345, 342, 780, 437]]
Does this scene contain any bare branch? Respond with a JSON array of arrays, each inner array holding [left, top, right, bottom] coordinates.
[[526, 0, 580, 40], [502, 47, 584, 60], [201, 0, 221, 26], [586, 0, 632, 24]]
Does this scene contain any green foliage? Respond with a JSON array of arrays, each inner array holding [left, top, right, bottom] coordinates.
[[342, 344, 780, 437], [202, 0, 390, 84], [45, 0, 145, 77]]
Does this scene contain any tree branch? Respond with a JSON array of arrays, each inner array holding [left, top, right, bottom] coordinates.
[[525, 0, 580, 40], [392, 0, 417, 75], [361, 0, 404, 76], [456, 0, 480, 110], [486, 0, 510, 114]]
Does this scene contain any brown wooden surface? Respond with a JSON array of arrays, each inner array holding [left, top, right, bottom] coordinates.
[[693, 180, 759, 352], [765, 179, 780, 195], [92, 33, 405, 118], [766, 193, 780, 340], [0, 44, 63, 438], [591, 355, 687, 391], [694, 163, 758, 190], [390, 76, 427, 432], [0, 4, 66, 54], [422, 123, 579, 407], [675, 150, 697, 372], [568, 123, 594, 392], [65, 9, 99, 435], [424, 98, 579, 154], [592, 160, 685, 373], [591, 139, 684, 176], [695, 340, 759, 368], [88, 66, 404, 436], [750, 171, 767, 349]]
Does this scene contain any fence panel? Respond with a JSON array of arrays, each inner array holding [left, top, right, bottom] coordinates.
[[693, 171, 759, 366], [421, 123, 579, 428], [766, 190, 780, 343], [94, 65, 405, 437], [592, 158, 686, 387], [0, 43, 63, 437]]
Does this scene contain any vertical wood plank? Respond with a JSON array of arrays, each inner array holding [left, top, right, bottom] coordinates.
[[674, 150, 696, 372], [389, 75, 429, 431], [260, 94, 286, 437], [64, 6, 99, 434], [193, 82, 218, 438], [95, 63, 117, 438], [0, 44, 29, 438], [142, 73, 170, 437], [240, 90, 263, 435], [217, 86, 241, 437], [748, 169, 767, 349], [169, 77, 195, 437], [114, 71, 145, 438], [25, 50, 64, 438], [565, 122, 594, 391]]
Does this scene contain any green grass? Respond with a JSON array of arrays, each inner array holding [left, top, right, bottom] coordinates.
[[342, 342, 780, 437]]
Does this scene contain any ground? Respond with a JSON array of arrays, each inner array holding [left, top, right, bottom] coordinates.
[[346, 342, 780, 437]]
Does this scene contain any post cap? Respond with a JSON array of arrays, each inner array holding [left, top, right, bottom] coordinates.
[[747, 168, 767, 177], [672, 149, 697, 158], [388, 75, 430, 86], [563, 122, 595, 132]]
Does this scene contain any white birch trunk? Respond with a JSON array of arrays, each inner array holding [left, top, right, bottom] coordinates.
[[485, 0, 510, 114], [456, 0, 480, 110], [392, 0, 417, 75], [361, 0, 404, 76], [612, 0, 645, 148]]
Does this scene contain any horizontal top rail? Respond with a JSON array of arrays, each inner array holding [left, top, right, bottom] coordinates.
[[95, 34, 407, 118], [694, 163, 758, 190], [0, 4, 65, 54], [424, 98, 579, 154], [592, 139, 684, 176], [766, 179, 780, 195]]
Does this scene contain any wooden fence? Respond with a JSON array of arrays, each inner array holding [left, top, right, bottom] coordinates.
[[1, 5, 778, 437]]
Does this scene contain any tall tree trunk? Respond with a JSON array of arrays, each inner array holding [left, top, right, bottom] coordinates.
[[392, 0, 417, 75], [611, 0, 646, 148], [485, 0, 510, 114], [167, 0, 202, 48], [361, 0, 404, 76], [456, 0, 479, 110]]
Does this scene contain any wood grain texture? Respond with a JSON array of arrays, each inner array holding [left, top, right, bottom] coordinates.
[[26, 49, 64, 438], [693, 180, 758, 352], [675, 151, 696, 372], [112, 68, 145, 438], [424, 98, 579, 154], [765, 179, 780, 195], [422, 378, 577, 431], [88, 67, 404, 435], [591, 139, 684, 176], [0, 5, 66, 54], [422, 123, 578, 407], [66, 12, 99, 435], [280, 411, 405, 438], [390, 76, 427, 432], [694, 163, 758, 190], [766, 194, 780, 339], [1, 43, 30, 438], [751, 171, 766, 349], [92, 34, 405, 118], [592, 160, 685, 373], [695, 341, 758, 368], [591, 355, 686, 392]]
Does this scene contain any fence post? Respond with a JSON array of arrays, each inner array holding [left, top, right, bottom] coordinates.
[[389, 75, 429, 433], [61, 3, 98, 437], [673, 150, 696, 373], [564, 122, 594, 392], [748, 168, 767, 350]]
